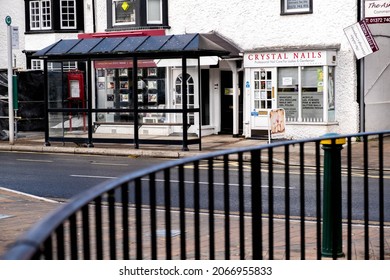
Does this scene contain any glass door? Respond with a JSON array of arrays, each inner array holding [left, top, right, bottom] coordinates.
[[251, 68, 277, 130], [172, 68, 198, 133]]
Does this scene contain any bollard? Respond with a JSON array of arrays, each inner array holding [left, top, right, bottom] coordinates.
[[321, 133, 346, 258]]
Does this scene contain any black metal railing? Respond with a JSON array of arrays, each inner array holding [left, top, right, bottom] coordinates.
[[2, 131, 389, 260]]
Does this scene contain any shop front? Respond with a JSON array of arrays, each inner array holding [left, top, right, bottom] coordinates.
[[243, 48, 339, 139], [34, 33, 238, 150]]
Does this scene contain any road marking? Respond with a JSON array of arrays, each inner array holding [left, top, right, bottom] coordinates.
[[17, 159, 53, 163], [90, 162, 129, 166], [70, 175, 117, 179], [69, 175, 294, 189], [143, 178, 293, 189]]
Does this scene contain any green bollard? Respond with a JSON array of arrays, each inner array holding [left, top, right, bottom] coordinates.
[[321, 133, 345, 258]]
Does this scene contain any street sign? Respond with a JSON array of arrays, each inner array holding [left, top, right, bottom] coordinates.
[[5, 15, 11, 26], [12, 27, 19, 49], [344, 20, 379, 59]]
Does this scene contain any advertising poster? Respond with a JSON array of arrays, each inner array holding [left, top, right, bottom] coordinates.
[[269, 108, 286, 140]]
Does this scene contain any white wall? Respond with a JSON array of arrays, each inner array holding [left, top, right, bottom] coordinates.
[[6, 0, 364, 138], [169, 0, 360, 138], [0, 0, 26, 69]]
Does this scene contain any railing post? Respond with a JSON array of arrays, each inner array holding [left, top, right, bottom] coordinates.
[[321, 133, 346, 258]]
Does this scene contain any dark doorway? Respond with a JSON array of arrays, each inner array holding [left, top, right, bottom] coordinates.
[[201, 69, 210, 125], [220, 70, 243, 134]]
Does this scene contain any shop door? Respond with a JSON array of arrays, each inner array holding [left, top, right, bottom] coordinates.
[[250, 68, 277, 131], [220, 71, 233, 133], [172, 68, 198, 133]]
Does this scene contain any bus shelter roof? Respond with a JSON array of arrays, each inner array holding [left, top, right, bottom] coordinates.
[[33, 33, 241, 60]]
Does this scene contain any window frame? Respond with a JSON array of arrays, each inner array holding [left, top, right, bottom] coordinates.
[[281, 0, 313, 15], [147, 0, 162, 24], [31, 59, 44, 70], [29, 0, 52, 31], [107, 0, 168, 29], [112, 0, 137, 26], [25, 0, 84, 33], [60, 0, 77, 29]]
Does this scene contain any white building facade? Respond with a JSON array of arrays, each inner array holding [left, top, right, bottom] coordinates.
[[2, 1, 389, 140]]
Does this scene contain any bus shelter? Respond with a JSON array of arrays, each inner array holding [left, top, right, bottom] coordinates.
[[33, 33, 232, 151]]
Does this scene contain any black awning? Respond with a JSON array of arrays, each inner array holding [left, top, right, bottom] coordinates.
[[34, 33, 240, 60]]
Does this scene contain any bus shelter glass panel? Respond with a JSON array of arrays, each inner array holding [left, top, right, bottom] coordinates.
[[49, 112, 88, 137], [48, 61, 88, 109], [47, 61, 88, 138], [93, 59, 167, 137]]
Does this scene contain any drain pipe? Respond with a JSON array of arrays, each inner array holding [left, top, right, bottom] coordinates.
[[92, 0, 96, 33], [358, 0, 365, 132]]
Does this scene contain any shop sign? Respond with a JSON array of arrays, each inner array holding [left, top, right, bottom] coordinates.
[[344, 20, 379, 59], [365, 1, 390, 24], [244, 50, 336, 68], [94, 60, 156, 69]]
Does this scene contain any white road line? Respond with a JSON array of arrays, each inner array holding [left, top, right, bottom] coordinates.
[[70, 175, 295, 189], [70, 175, 117, 179], [91, 162, 129, 166], [17, 159, 53, 163]]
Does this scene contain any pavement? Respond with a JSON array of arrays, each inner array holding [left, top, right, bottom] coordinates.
[[0, 131, 389, 259]]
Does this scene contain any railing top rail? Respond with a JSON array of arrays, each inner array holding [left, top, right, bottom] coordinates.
[[2, 130, 390, 260]]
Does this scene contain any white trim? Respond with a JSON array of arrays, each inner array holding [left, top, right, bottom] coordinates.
[[112, 0, 136, 26], [30, 0, 52, 31], [147, 0, 163, 24], [323, 65, 329, 122], [60, 0, 77, 29]]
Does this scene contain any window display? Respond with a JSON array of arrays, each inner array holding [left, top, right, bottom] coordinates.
[[277, 66, 333, 123], [95, 64, 166, 124]]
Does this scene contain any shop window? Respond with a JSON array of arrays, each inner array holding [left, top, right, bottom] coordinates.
[[301, 66, 323, 121], [25, 0, 84, 33], [108, 0, 168, 29], [277, 68, 298, 121], [328, 67, 335, 122], [277, 66, 334, 123], [95, 62, 166, 123]]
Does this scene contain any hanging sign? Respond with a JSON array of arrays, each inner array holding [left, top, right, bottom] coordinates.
[[344, 20, 379, 59]]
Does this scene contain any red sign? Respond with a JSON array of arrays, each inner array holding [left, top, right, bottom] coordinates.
[[94, 60, 156, 69]]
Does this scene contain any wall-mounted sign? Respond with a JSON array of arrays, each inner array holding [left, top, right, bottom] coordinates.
[[344, 20, 379, 59], [281, 0, 313, 15], [365, 1, 390, 24], [244, 50, 337, 68]]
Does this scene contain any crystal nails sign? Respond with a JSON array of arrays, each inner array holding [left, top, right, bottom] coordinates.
[[244, 50, 337, 67]]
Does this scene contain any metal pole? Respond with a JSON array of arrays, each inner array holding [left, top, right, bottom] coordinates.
[[358, 0, 365, 132], [7, 23, 14, 144], [321, 133, 345, 258]]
